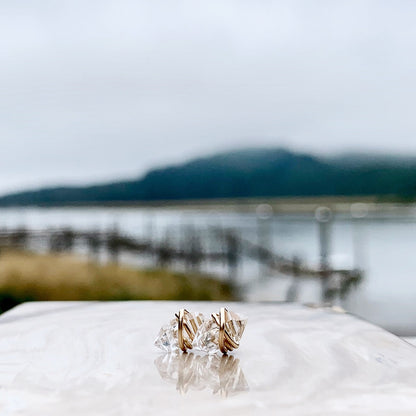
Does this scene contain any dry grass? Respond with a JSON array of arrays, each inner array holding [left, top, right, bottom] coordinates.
[[0, 250, 234, 311]]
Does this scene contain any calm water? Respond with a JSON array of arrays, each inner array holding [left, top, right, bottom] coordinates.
[[0, 206, 415, 335]]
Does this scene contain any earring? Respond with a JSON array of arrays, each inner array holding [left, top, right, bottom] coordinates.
[[154, 309, 204, 353], [154, 352, 249, 396], [193, 308, 247, 354]]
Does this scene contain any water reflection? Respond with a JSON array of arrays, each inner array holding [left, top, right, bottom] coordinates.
[[154, 353, 249, 396]]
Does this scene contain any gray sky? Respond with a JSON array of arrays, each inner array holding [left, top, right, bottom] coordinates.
[[1, 0, 416, 194]]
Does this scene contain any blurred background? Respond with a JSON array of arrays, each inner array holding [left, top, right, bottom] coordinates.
[[1, 1, 416, 335]]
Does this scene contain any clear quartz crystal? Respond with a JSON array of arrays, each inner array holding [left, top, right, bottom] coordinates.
[[225, 311, 247, 344], [193, 311, 247, 354], [154, 312, 205, 352], [193, 318, 220, 354], [154, 318, 179, 352]]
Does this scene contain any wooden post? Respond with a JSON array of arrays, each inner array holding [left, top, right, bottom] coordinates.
[[256, 204, 273, 278], [315, 206, 333, 302], [286, 256, 301, 302], [107, 224, 120, 265], [87, 230, 101, 263], [225, 230, 239, 283], [351, 202, 368, 271]]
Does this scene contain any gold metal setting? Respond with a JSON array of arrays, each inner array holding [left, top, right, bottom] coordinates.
[[175, 309, 200, 352], [155, 308, 245, 355], [212, 307, 242, 355]]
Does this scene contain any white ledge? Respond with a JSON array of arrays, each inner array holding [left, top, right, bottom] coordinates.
[[0, 301, 415, 415]]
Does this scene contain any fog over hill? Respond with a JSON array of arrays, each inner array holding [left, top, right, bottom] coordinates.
[[1, 148, 416, 206]]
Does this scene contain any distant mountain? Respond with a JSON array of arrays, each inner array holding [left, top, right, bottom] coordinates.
[[1, 148, 416, 206], [326, 152, 416, 168]]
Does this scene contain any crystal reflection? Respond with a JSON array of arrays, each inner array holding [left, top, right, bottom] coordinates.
[[154, 353, 249, 397]]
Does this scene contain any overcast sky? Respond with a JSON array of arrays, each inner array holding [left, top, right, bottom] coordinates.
[[1, 1, 415, 194]]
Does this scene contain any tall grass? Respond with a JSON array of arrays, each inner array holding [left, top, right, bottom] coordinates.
[[0, 251, 234, 312]]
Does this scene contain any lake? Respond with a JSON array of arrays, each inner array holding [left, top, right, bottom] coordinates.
[[0, 205, 415, 335]]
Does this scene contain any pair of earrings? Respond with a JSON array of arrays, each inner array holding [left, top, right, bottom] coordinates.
[[154, 308, 247, 355]]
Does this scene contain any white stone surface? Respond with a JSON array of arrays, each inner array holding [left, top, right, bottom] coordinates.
[[404, 337, 416, 347], [0, 301, 415, 415]]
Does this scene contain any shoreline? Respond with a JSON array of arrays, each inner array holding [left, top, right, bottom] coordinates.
[[0, 196, 415, 215]]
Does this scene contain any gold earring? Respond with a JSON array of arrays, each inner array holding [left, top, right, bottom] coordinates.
[[154, 309, 204, 353], [193, 307, 247, 354]]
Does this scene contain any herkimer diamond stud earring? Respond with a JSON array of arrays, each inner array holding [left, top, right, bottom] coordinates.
[[154, 309, 204, 353], [193, 308, 247, 354]]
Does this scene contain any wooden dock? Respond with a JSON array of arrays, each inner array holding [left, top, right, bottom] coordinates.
[[0, 301, 415, 415], [0, 226, 362, 301]]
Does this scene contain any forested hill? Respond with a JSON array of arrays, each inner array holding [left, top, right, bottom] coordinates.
[[1, 148, 416, 206]]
